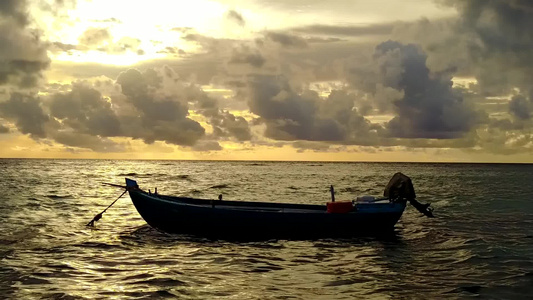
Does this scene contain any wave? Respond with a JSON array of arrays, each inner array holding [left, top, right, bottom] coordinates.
[[210, 184, 229, 189], [47, 195, 72, 199], [445, 285, 484, 295], [169, 174, 192, 181], [117, 172, 139, 177]]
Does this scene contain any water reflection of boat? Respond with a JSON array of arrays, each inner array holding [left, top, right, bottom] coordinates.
[[125, 172, 430, 239]]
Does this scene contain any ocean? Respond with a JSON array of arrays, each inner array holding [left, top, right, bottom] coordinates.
[[0, 159, 532, 299]]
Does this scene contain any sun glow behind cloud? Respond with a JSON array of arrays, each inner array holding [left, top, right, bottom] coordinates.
[[44, 0, 239, 65], [1, 0, 532, 162]]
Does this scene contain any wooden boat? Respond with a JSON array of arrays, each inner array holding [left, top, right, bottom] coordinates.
[[124, 173, 430, 239]]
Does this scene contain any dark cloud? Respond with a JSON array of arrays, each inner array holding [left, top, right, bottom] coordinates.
[[229, 46, 265, 68], [265, 32, 308, 48], [388, 18, 471, 75], [305, 37, 345, 44], [470, 124, 533, 155], [247, 75, 324, 141], [191, 140, 223, 151], [115, 68, 205, 146], [182, 33, 222, 50], [421, 0, 533, 154], [488, 118, 525, 131], [0, 123, 9, 133], [508, 94, 532, 120], [157, 47, 185, 56], [292, 140, 332, 152], [342, 40, 480, 140], [161, 47, 179, 54], [0, 0, 28, 26], [210, 111, 252, 141], [53, 131, 125, 152], [371, 40, 479, 139], [182, 81, 252, 142], [444, 0, 533, 95], [3, 0, 528, 156], [225, 10, 245, 26], [246, 75, 372, 142], [51, 42, 78, 52], [78, 27, 111, 47], [184, 85, 218, 110], [45, 60, 126, 80], [38, 0, 76, 16], [0, 67, 242, 152], [0, 93, 48, 138], [291, 23, 395, 37], [0, 0, 50, 88], [49, 83, 122, 137]]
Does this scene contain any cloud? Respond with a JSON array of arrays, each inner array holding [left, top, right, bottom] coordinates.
[[443, 0, 533, 95], [0, 123, 9, 133], [103, 37, 142, 54], [508, 94, 532, 120], [0, 66, 250, 152], [0, 0, 28, 26], [171, 27, 193, 33], [209, 110, 252, 141], [3, 0, 528, 157], [225, 10, 245, 26], [182, 33, 224, 51], [157, 47, 185, 56], [304, 37, 345, 44], [246, 75, 375, 143], [90, 17, 122, 24], [0, 93, 49, 138], [181, 79, 252, 142], [265, 32, 308, 48], [191, 140, 223, 151], [78, 27, 112, 47], [292, 140, 332, 152], [291, 23, 395, 37], [374, 40, 479, 139], [343, 40, 480, 139], [52, 27, 143, 55], [0, 0, 50, 88], [229, 46, 265, 68], [49, 83, 122, 137], [52, 131, 125, 152], [115, 68, 205, 146], [51, 42, 77, 52]]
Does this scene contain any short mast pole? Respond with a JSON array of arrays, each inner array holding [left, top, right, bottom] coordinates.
[[330, 185, 335, 202]]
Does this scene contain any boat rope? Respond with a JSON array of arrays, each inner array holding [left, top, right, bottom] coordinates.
[[86, 188, 128, 227]]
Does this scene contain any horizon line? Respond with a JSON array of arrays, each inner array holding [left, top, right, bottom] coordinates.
[[1, 157, 532, 165]]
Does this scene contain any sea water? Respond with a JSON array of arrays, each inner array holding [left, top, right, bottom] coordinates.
[[0, 159, 532, 299]]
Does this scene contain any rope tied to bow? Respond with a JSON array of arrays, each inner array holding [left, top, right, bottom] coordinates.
[[86, 186, 129, 227]]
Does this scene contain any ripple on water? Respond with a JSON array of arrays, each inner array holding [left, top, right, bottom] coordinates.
[[1, 160, 533, 299]]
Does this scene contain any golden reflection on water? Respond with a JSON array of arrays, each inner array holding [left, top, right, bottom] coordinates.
[[1, 159, 533, 299]]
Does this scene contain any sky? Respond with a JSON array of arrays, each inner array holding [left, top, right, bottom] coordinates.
[[0, 0, 532, 162]]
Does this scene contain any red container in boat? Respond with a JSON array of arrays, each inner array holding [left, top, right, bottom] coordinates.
[[326, 201, 353, 213]]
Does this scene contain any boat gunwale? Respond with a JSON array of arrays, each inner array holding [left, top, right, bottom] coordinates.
[[129, 189, 405, 214]]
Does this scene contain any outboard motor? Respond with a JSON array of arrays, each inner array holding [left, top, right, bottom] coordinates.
[[384, 172, 434, 218]]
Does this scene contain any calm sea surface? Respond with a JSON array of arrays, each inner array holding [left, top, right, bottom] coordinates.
[[0, 159, 532, 299]]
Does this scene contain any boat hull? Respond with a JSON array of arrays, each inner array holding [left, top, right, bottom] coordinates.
[[128, 189, 406, 239]]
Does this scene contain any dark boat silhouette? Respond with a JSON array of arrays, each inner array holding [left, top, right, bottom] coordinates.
[[125, 172, 430, 239]]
